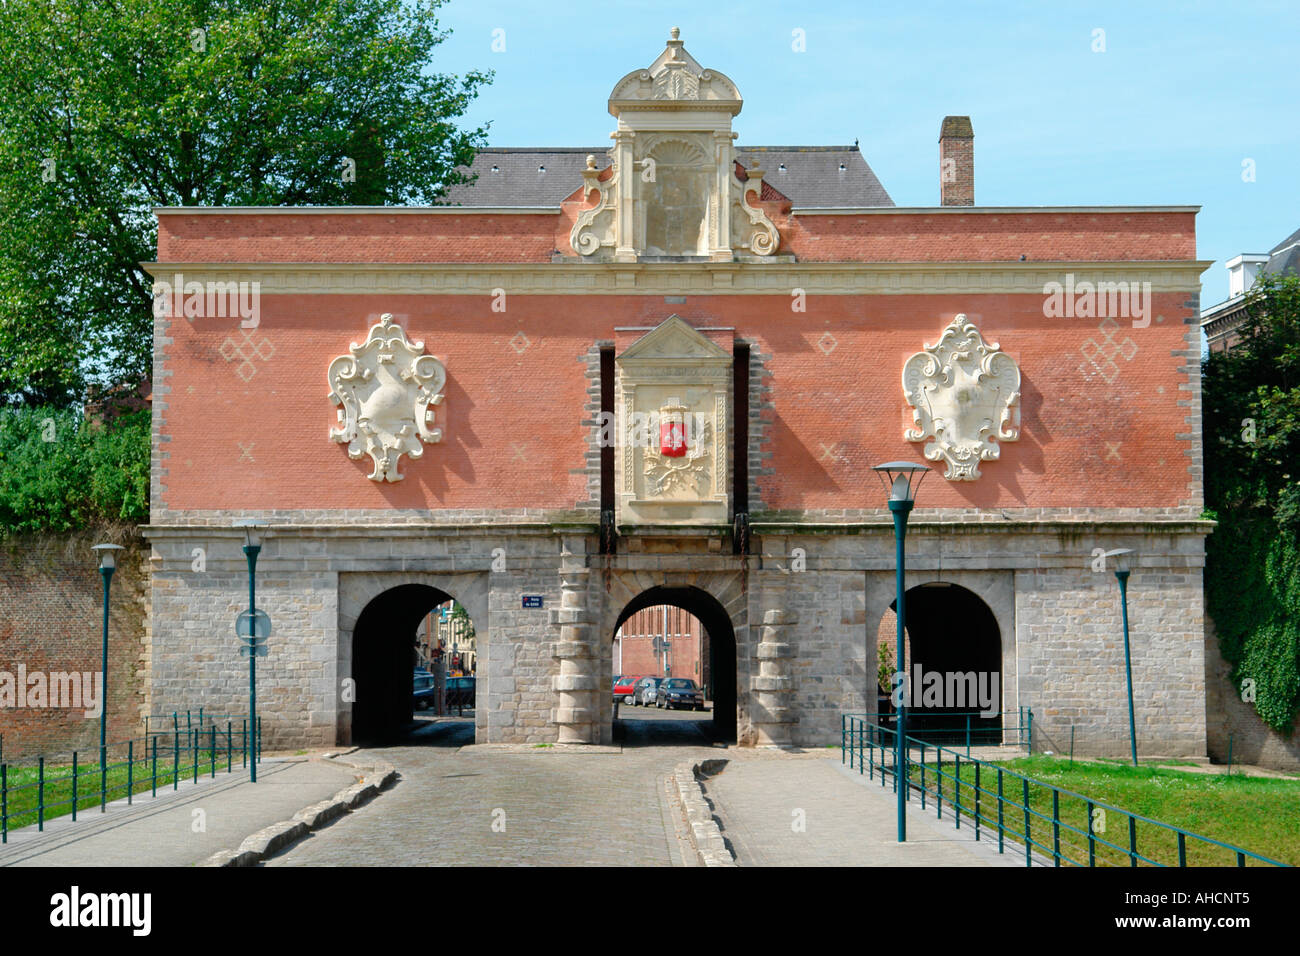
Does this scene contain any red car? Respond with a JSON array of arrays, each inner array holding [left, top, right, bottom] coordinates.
[[613, 675, 640, 704]]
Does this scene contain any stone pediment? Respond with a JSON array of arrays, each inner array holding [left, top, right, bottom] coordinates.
[[617, 315, 732, 367], [608, 31, 742, 113]]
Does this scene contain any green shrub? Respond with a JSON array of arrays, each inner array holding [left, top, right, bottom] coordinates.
[[0, 406, 149, 536]]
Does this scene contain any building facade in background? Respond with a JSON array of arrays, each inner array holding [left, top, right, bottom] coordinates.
[[615, 605, 705, 690], [142, 30, 1211, 754], [1201, 226, 1299, 352]]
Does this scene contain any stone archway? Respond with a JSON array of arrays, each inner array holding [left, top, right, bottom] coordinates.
[[337, 572, 489, 745], [599, 570, 747, 745], [874, 579, 1007, 746], [612, 584, 739, 742]]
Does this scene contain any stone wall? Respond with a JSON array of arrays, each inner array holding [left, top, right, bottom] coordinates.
[[1016, 567, 1206, 758], [141, 517, 1214, 756], [0, 532, 150, 762], [1205, 616, 1300, 771]]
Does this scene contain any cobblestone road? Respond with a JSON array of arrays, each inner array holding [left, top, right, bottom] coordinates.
[[265, 717, 720, 867]]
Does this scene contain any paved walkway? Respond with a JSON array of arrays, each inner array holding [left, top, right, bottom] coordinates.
[[0, 719, 1038, 867], [704, 755, 1028, 866], [0, 757, 357, 867], [265, 721, 709, 866]]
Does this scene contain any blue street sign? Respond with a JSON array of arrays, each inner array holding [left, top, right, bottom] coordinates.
[[522, 595, 543, 609], [236, 609, 272, 639]]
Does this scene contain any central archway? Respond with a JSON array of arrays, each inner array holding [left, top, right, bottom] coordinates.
[[612, 585, 737, 743]]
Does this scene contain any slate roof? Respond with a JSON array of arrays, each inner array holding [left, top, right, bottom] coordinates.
[[440, 146, 893, 208], [1265, 226, 1300, 279]]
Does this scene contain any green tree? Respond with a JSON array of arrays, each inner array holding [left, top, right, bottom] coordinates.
[[1203, 272, 1300, 732], [0, 407, 150, 535], [0, 0, 490, 406]]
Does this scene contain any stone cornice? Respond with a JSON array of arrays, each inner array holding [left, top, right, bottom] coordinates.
[[153, 206, 561, 215], [140, 260, 1212, 296], [793, 205, 1201, 215]]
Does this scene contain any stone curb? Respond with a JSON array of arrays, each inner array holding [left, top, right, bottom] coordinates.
[[198, 756, 398, 867], [672, 759, 736, 867]]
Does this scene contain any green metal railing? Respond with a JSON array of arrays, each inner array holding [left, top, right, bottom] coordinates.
[[840, 714, 1286, 868], [842, 709, 1032, 755], [1, 713, 261, 843]]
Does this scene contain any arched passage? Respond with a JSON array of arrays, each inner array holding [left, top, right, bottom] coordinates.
[[613, 585, 737, 743], [352, 583, 471, 743], [879, 583, 1003, 745]]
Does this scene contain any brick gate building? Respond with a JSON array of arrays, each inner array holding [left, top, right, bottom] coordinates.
[[143, 30, 1211, 753]]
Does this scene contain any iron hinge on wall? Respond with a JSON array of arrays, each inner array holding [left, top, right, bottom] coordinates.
[[600, 509, 618, 555], [733, 511, 750, 555]]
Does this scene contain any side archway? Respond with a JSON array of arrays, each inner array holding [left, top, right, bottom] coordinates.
[[875, 581, 1005, 744]]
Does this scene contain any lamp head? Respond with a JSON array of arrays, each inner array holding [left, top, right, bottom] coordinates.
[[91, 543, 125, 571], [871, 462, 930, 504], [233, 519, 269, 549], [1111, 548, 1135, 575]]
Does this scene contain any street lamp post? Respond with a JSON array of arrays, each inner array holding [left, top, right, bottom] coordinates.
[[91, 543, 124, 811], [1111, 548, 1139, 767], [235, 520, 267, 782], [872, 462, 929, 843]]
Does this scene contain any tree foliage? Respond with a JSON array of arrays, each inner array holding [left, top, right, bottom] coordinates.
[[0, 407, 150, 535], [1203, 272, 1300, 732], [0, 0, 490, 406]]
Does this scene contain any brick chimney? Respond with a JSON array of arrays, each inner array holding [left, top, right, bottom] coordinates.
[[939, 116, 974, 206]]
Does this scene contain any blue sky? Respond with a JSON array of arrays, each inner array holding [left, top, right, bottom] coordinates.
[[432, 1, 1300, 306]]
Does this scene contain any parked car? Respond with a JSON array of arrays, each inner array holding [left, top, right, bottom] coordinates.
[[413, 669, 438, 711], [446, 675, 476, 709], [656, 678, 705, 711], [632, 676, 664, 706], [613, 675, 640, 704]]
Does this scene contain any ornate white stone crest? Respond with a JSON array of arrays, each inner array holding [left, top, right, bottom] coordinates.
[[902, 315, 1020, 481], [616, 316, 731, 526], [643, 397, 713, 496], [327, 314, 446, 482]]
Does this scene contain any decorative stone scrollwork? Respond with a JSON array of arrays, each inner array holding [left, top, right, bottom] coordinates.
[[327, 314, 446, 482], [731, 163, 778, 256], [569, 155, 617, 257], [902, 314, 1021, 481]]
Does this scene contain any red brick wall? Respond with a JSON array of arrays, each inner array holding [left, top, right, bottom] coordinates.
[[0, 536, 148, 762], [156, 291, 1198, 513], [156, 209, 1197, 264], [616, 606, 703, 683], [156, 212, 560, 263]]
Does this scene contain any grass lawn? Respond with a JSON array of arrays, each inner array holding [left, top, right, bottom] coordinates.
[[907, 754, 1298, 867], [2, 743, 250, 834]]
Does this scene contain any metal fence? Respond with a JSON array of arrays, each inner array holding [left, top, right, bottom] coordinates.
[[842, 709, 1032, 754], [841, 714, 1286, 868], [1, 713, 261, 842]]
